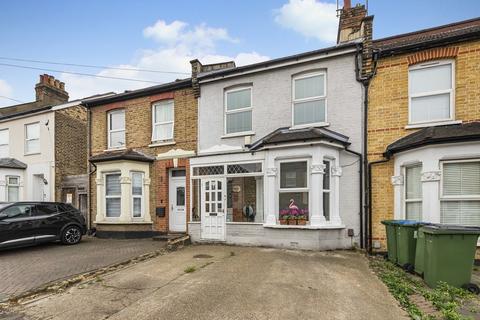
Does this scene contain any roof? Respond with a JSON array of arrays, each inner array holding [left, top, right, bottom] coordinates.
[[89, 149, 155, 163], [198, 42, 358, 81], [374, 17, 480, 56], [0, 158, 28, 169], [385, 122, 480, 156], [82, 79, 192, 107], [248, 126, 350, 151], [0, 101, 51, 119]]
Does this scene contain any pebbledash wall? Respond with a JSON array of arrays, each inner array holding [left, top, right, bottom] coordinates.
[[89, 87, 197, 236], [368, 39, 480, 249], [189, 48, 365, 250]]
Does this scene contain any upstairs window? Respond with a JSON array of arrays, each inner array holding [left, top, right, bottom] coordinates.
[[409, 61, 454, 124], [293, 72, 326, 127], [152, 100, 174, 142], [225, 87, 252, 134], [441, 161, 480, 226], [108, 110, 125, 149], [405, 164, 422, 221], [0, 129, 9, 157], [25, 122, 40, 154]]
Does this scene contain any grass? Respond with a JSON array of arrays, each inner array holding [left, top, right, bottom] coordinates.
[[370, 256, 476, 320], [184, 266, 196, 273]]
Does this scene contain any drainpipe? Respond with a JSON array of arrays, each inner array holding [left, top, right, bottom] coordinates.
[[343, 147, 363, 248], [86, 106, 94, 231], [354, 43, 378, 252]]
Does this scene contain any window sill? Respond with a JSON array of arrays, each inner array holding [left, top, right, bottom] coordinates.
[[103, 147, 126, 152], [94, 220, 153, 225], [290, 122, 330, 129], [221, 131, 255, 139], [263, 223, 345, 230], [405, 120, 462, 129], [24, 152, 41, 156], [149, 141, 176, 147]]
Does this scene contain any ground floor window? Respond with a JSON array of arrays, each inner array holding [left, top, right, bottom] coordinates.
[[279, 160, 309, 221], [6, 176, 19, 202], [323, 160, 331, 221], [405, 164, 422, 220], [191, 179, 201, 221], [105, 173, 121, 218], [227, 176, 264, 223], [441, 160, 480, 226], [131, 172, 144, 218]]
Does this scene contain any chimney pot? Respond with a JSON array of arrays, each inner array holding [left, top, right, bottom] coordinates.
[[344, 0, 351, 9]]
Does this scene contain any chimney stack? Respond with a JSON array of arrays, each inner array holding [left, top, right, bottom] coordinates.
[[35, 74, 69, 105], [190, 59, 236, 98]]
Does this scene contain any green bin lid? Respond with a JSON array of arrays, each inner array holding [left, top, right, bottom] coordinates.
[[421, 224, 480, 235], [381, 219, 425, 226]]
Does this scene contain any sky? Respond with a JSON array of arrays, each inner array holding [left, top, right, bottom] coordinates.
[[0, 0, 479, 107]]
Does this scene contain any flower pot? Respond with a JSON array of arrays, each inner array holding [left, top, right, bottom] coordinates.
[[297, 219, 307, 225], [279, 219, 288, 225], [288, 219, 298, 225]]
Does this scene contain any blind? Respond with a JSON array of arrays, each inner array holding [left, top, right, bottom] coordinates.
[[106, 174, 121, 196], [226, 110, 252, 134], [226, 88, 251, 111], [443, 162, 480, 196], [410, 64, 452, 95], [293, 99, 326, 125], [294, 74, 325, 100], [154, 101, 174, 123], [406, 165, 422, 199], [406, 202, 422, 221], [441, 201, 480, 226], [132, 173, 143, 196]]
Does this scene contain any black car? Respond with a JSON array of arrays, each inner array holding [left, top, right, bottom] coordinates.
[[0, 202, 87, 249]]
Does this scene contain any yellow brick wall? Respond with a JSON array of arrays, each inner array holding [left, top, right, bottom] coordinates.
[[368, 40, 480, 249]]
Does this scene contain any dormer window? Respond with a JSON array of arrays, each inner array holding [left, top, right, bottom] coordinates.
[[409, 60, 454, 125], [107, 110, 125, 149], [292, 72, 327, 127]]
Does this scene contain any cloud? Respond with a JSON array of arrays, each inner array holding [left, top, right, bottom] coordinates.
[[274, 0, 338, 43], [62, 20, 267, 99], [0, 79, 14, 107]]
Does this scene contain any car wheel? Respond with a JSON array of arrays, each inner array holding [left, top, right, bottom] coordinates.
[[61, 225, 82, 245]]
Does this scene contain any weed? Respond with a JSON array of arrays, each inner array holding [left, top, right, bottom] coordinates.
[[184, 266, 196, 273]]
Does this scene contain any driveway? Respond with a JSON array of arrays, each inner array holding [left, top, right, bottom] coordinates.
[[6, 245, 407, 320], [0, 237, 165, 301]]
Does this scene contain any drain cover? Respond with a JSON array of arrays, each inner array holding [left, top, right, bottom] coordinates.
[[193, 254, 213, 259]]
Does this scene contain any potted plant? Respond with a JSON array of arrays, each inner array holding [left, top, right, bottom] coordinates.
[[279, 210, 290, 225]]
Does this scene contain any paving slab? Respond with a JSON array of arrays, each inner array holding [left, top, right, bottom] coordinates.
[[0, 237, 165, 301], [7, 245, 408, 320]]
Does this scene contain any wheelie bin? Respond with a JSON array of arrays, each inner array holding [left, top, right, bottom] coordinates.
[[381, 220, 399, 263], [396, 220, 424, 273], [414, 223, 435, 277], [422, 224, 480, 294]]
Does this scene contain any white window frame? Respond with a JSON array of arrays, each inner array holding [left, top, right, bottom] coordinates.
[[0, 128, 9, 157], [323, 159, 331, 220], [224, 86, 253, 135], [131, 171, 145, 219], [6, 175, 20, 202], [277, 159, 310, 220], [107, 109, 125, 150], [403, 164, 423, 220], [292, 71, 328, 128], [24, 122, 40, 155], [152, 100, 174, 142], [408, 60, 455, 125], [104, 172, 121, 219], [440, 159, 480, 201]]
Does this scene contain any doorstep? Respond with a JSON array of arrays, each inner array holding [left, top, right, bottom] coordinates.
[[263, 224, 345, 230]]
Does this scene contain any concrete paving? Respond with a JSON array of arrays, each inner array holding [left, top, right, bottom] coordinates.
[[0, 237, 166, 301], [6, 245, 407, 320]]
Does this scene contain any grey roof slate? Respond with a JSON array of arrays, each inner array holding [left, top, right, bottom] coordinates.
[[249, 126, 350, 151], [0, 158, 28, 169], [89, 149, 155, 163], [385, 122, 480, 156]]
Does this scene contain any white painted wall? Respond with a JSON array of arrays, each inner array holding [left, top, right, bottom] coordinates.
[[392, 141, 480, 223], [0, 111, 55, 201]]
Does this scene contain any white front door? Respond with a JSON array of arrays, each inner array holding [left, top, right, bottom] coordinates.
[[32, 174, 45, 201], [201, 178, 226, 241], [169, 176, 186, 232]]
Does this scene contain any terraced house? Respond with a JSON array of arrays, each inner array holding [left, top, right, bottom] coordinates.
[[84, 79, 202, 238], [368, 18, 480, 250], [0, 74, 91, 217]]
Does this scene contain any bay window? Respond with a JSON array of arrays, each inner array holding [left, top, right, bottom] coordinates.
[[441, 160, 480, 226], [6, 176, 19, 202], [323, 160, 331, 221], [25, 122, 40, 154], [131, 172, 144, 218], [405, 164, 422, 221], [0, 129, 9, 157], [105, 173, 121, 218], [293, 72, 326, 126], [152, 100, 174, 142], [225, 87, 252, 134], [108, 110, 125, 149], [279, 161, 309, 221], [409, 61, 454, 124]]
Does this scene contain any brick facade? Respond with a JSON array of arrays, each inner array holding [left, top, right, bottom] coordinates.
[[89, 87, 197, 234], [368, 39, 480, 249], [54, 105, 88, 202]]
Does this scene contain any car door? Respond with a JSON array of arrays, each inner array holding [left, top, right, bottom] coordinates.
[[0, 204, 36, 248], [33, 203, 63, 243]]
